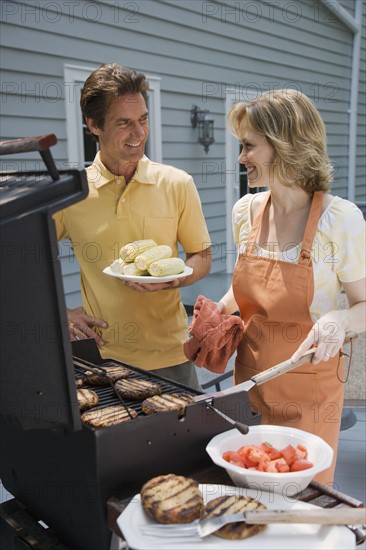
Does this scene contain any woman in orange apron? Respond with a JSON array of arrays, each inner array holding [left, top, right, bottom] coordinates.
[[218, 90, 366, 486]]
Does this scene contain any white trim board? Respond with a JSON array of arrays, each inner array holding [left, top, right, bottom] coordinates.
[[225, 88, 259, 273]]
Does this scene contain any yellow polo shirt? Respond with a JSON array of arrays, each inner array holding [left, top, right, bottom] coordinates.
[[53, 154, 211, 369]]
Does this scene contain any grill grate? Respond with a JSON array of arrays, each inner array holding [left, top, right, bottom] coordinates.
[[74, 357, 199, 419], [0, 173, 54, 189]]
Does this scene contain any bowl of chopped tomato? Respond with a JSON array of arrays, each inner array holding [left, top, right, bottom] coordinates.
[[206, 425, 333, 496]]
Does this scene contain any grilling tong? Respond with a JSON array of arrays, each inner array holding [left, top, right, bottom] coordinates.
[[195, 331, 358, 435], [142, 507, 366, 539]]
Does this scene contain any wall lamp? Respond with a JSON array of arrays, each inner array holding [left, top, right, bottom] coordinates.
[[191, 105, 215, 154]]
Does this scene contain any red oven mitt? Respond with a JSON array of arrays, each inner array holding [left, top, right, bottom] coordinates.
[[183, 295, 244, 374]]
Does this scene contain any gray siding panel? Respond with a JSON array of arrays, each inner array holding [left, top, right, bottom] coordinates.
[[1, 0, 365, 302], [358, 8, 366, 202]]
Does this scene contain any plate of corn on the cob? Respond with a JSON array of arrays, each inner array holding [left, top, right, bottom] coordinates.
[[103, 239, 193, 283]]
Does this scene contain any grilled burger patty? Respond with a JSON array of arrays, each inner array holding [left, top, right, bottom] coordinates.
[[75, 378, 84, 388], [77, 388, 99, 411], [84, 365, 132, 385], [81, 405, 137, 427], [141, 474, 203, 524], [142, 393, 194, 414], [114, 378, 162, 400], [202, 495, 267, 540]]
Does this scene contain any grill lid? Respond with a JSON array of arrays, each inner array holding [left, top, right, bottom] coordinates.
[[0, 135, 88, 431]]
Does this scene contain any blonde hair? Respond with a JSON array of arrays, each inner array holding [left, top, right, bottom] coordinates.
[[227, 89, 333, 193]]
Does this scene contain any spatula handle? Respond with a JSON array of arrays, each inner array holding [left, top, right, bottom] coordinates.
[[245, 507, 366, 525], [252, 348, 316, 386]]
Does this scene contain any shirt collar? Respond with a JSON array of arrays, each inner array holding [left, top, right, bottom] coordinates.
[[87, 152, 156, 188]]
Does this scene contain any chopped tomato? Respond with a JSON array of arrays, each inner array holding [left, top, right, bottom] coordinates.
[[237, 446, 260, 468], [222, 441, 313, 474], [248, 447, 268, 464], [290, 459, 314, 472], [259, 442, 273, 454], [259, 458, 273, 472], [280, 444, 297, 466], [262, 460, 279, 473], [295, 444, 308, 460], [259, 442, 282, 460], [272, 458, 291, 473], [223, 451, 245, 468]]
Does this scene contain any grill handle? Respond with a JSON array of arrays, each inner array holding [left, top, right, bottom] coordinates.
[[206, 403, 249, 435], [0, 133, 59, 181]]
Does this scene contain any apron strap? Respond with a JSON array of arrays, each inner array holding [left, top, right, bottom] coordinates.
[[249, 191, 271, 242], [299, 191, 323, 266], [248, 190, 324, 266]]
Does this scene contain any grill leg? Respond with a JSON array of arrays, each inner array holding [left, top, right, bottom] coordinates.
[[0, 499, 69, 549]]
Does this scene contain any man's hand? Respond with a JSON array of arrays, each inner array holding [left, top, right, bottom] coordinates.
[[68, 307, 108, 346], [123, 279, 180, 292]]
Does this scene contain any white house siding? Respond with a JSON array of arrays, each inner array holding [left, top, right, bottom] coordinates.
[[1, 0, 365, 306]]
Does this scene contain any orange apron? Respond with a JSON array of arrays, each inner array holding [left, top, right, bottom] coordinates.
[[232, 191, 344, 485]]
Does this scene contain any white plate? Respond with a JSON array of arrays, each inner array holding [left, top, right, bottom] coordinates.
[[103, 265, 193, 283], [117, 484, 355, 550]]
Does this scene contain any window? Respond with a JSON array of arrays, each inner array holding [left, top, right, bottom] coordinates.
[[64, 64, 162, 167]]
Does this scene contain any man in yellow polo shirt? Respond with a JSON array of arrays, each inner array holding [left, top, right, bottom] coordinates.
[[53, 63, 211, 389]]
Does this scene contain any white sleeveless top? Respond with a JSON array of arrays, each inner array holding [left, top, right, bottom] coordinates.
[[233, 193, 366, 322]]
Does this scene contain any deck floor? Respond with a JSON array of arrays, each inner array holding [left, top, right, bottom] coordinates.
[[334, 406, 366, 503]]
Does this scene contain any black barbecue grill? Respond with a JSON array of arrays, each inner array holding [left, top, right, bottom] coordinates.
[[0, 135, 260, 550]]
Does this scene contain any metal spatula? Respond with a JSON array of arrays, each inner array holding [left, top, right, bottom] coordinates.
[[194, 347, 317, 403], [194, 330, 358, 403], [141, 508, 366, 539]]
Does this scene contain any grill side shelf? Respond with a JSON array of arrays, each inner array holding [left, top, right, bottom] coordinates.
[[106, 466, 366, 545]]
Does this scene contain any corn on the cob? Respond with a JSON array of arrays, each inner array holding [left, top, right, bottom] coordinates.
[[110, 258, 127, 274], [148, 257, 185, 277], [122, 263, 148, 276], [135, 245, 172, 270], [119, 239, 157, 262]]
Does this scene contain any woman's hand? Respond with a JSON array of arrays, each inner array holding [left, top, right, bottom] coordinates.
[[291, 315, 346, 365], [216, 285, 239, 315], [68, 307, 107, 346], [292, 279, 365, 365]]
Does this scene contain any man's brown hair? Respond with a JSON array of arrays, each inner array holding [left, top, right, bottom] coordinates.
[[80, 63, 150, 140]]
